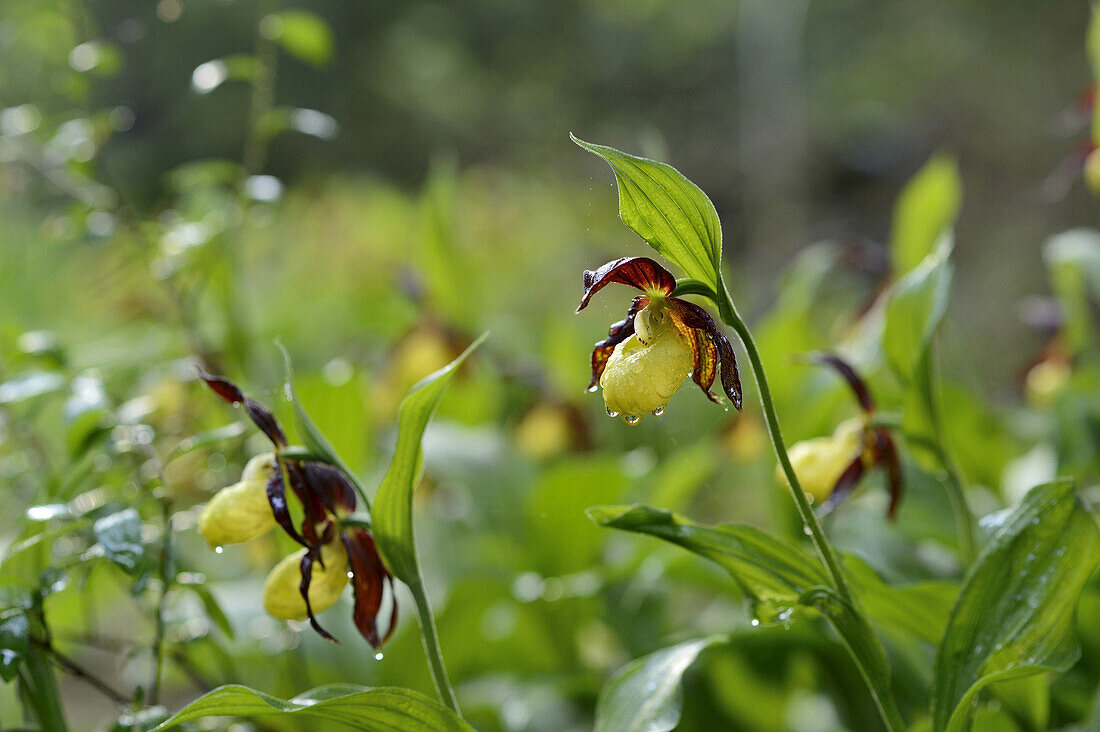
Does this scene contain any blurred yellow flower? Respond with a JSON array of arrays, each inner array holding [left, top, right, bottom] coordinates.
[[777, 419, 864, 504], [263, 539, 349, 621], [198, 453, 277, 549]]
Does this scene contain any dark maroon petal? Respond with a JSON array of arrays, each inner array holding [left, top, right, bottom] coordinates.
[[343, 528, 397, 649], [576, 257, 676, 312], [266, 465, 307, 548], [298, 549, 337, 643], [874, 428, 903, 520], [675, 322, 721, 405], [818, 455, 866, 518], [588, 296, 647, 389], [197, 369, 245, 404], [301, 462, 357, 517], [805, 353, 876, 414], [198, 369, 287, 447], [668, 298, 742, 410], [284, 462, 329, 548]]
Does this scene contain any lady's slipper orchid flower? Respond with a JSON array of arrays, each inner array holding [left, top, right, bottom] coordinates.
[[198, 453, 278, 548], [777, 354, 902, 518], [198, 370, 396, 648], [577, 257, 742, 423]]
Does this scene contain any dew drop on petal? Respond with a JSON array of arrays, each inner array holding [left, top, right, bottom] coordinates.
[[214, 546, 223, 554], [347, 571, 354, 579], [750, 618, 760, 627], [587, 385, 598, 393], [624, 415, 641, 425], [606, 408, 619, 418], [651, 405, 666, 417], [374, 652, 384, 661]]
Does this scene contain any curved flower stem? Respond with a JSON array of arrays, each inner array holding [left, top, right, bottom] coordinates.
[[714, 276, 904, 732], [713, 280, 852, 600], [407, 578, 461, 716]]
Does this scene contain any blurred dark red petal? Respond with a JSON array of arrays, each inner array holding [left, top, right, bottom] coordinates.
[[301, 462, 358, 517], [668, 298, 742, 410], [343, 528, 397, 649], [285, 461, 329, 547], [298, 550, 337, 643], [819, 455, 866, 518], [875, 428, 903, 520], [588, 295, 647, 389], [197, 369, 245, 404], [806, 353, 876, 413], [576, 257, 676, 312], [266, 465, 307, 548], [243, 397, 287, 447]]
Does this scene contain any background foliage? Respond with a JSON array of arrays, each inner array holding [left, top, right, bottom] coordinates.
[[1, 1, 1099, 730]]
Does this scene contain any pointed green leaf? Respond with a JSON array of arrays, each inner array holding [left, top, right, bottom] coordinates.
[[883, 239, 954, 382], [845, 555, 957, 646], [154, 684, 473, 731], [592, 505, 905, 729], [572, 135, 722, 290], [374, 333, 487, 584], [595, 636, 725, 732], [932, 480, 1100, 732], [587, 504, 829, 609], [891, 155, 962, 275]]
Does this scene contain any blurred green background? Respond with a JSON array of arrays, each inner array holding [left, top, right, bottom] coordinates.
[[2, 1, 1099, 730]]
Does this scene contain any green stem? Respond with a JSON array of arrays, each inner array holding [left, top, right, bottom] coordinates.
[[714, 276, 904, 732], [713, 279, 851, 600], [919, 348, 977, 565], [407, 579, 461, 716]]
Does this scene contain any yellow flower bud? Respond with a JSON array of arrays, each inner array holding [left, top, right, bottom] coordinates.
[[600, 315, 693, 423], [263, 540, 349, 621], [777, 419, 864, 503], [198, 453, 277, 549]]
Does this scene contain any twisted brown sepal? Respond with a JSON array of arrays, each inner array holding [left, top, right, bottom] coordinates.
[[343, 528, 398, 649], [265, 467, 308, 548], [297, 545, 337, 643], [197, 369, 287, 447], [820, 455, 867, 518], [588, 295, 647, 389], [668, 299, 743, 410], [805, 353, 876, 413], [576, 257, 676, 312], [873, 428, 903, 520]]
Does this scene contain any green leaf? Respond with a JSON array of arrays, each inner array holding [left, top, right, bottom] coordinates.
[[374, 333, 487, 585], [883, 239, 954, 383], [572, 135, 723, 290], [588, 505, 829, 616], [265, 10, 333, 67], [186, 585, 235, 640], [154, 684, 474, 731], [92, 508, 144, 574], [932, 480, 1100, 732], [279, 345, 341, 467], [891, 154, 962, 275], [592, 505, 906, 729], [0, 611, 29, 682], [1044, 229, 1100, 354], [845, 555, 957, 646], [165, 422, 247, 465], [595, 636, 725, 732]]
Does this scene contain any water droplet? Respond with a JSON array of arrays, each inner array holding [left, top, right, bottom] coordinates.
[[587, 385, 598, 393], [624, 415, 641, 425], [606, 408, 619, 418], [374, 652, 384, 661], [214, 546, 223, 554], [803, 526, 812, 536], [347, 571, 354, 579], [651, 405, 666, 417], [750, 618, 760, 627]]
